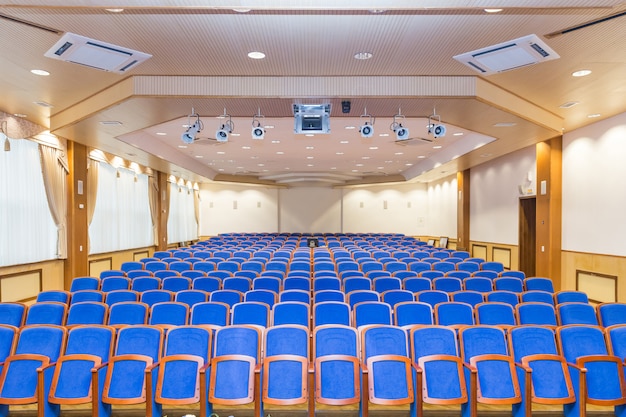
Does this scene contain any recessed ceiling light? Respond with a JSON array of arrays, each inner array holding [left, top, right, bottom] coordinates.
[[217, 151, 226, 155], [105, 8, 124, 12], [264, 125, 274, 129], [195, 155, 203, 158], [453, 132, 464, 136], [330, 167, 337, 170], [362, 156, 370, 160], [305, 134, 315, 137], [418, 155, 426, 159], [285, 167, 290, 170], [405, 163, 413, 166], [218, 168, 224, 171], [572, 69, 592, 77], [242, 146, 251, 150], [587, 113, 601, 118], [271, 140, 280, 144], [100, 120, 122, 125], [307, 164, 314, 167], [31, 69, 50, 76], [336, 152, 344, 155], [354, 52, 373, 60], [233, 8, 251, 13], [258, 163, 265, 167], [369, 146, 378, 150], [340, 140, 349, 144], [484, 8, 503, 13], [433, 145, 443, 149], [493, 122, 517, 127], [352, 169, 359, 172], [305, 146, 315, 150], [356, 163, 364, 167], [230, 133, 240, 137], [178, 145, 187, 149], [344, 126, 356, 130], [248, 51, 266, 59], [379, 133, 389, 137], [394, 152, 403, 155], [34, 100, 53, 108], [276, 151, 284, 155], [307, 156, 314, 159], [559, 101, 580, 109], [156, 132, 167, 136], [13, 113, 27, 118], [369, 9, 386, 13]]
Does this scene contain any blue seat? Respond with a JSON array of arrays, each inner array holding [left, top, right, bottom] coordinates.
[[207, 325, 263, 416], [262, 325, 310, 411], [457, 262, 480, 274], [314, 301, 351, 327], [494, 277, 524, 293], [314, 290, 345, 304], [180, 270, 206, 280], [36, 290, 71, 304], [149, 302, 189, 326], [168, 261, 192, 273], [66, 301, 108, 326], [555, 291, 589, 304], [435, 301, 475, 328], [343, 277, 372, 293], [273, 301, 310, 328], [100, 277, 130, 292], [520, 290, 554, 305], [432, 261, 456, 274], [480, 262, 504, 273], [154, 270, 179, 279], [0, 325, 17, 364], [161, 276, 191, 293], [410, 325, 470, 415], [312, 325, 361, 412], [394, 301, 433, 327], [108, 301, 149, 327], [222, 277, 252, 293], [524, 277, 554, 293], [420, 270, 445, 280], [500, 270, 526, 280], [231, 302, 270, 327], [451, 290, 484, 307], [459, 325, 522, 417], [360, 325, 415, 415], [403, 277, 431, 293], [94, 325, 164, 417], [353, 301, 393, 328], [486, 290, 520, 307], [382, 289, 414, 309], [475, 302, 516, 327], [192, 277, 221, 292], [516, 302, 557, 327], [140, 289, 173, 307], [598, 303, 626, 327], [433, 277, 463, 293], [25, 302, 67, 326], [105, 290, 139, 306], [509, 325, 575, 414], [144, 261, 168, 274], [447, 270, 472, 279], [175, 289, 208, 308], [151, 326, 212, 412], [472, 270, 498, 280], [244, 289, 277, 308], [153, 251, 171, 259], [557, 302, 598, 326], [416, 290, 449, 309], [193, 261, 217, 274], [126, 269, 152, 279], [463, 277, 493, 293], [346, 290, 379, 308], [131, 277, 161, 292], [313, 277, 341, 292], [190, 301, 230, 327], [279, 289, 310, 304], [557, 325, 626, 417], [70, 276, 100, 292], [0, 325, 67, 416], [43, 325, 115, 416], [252, 277, 281, 294], [209, 290, 243, 308], [121, 262, 144, 274], [408, 261, 432, 274], [0, 303, 26, 327]]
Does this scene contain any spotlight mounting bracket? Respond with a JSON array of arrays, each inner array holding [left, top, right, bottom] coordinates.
[[359, 108, 375, 138], [181, 108, 203, 144]]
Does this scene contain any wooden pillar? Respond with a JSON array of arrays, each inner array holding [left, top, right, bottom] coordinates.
[[457, 170, 470, 251], [535, 137, 562, 288], [64, 141, 89, 288], [157, 171, 169, 251]]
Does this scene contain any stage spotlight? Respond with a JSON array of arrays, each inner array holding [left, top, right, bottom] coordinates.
[[251, 109, 265, 139], [359, 122, 374, 138], [181, 110, 203, 144], [252, 124, 265, 139], [428, 123, 446, 138], [428, 108, 446, 138], [215, 124, 231, 142], [394, 124, 410, 140], [359, 108, 375, 138]]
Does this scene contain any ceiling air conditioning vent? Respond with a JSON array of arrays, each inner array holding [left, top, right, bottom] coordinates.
[[453, 34, 559, 75], [44, 32, 151, 74]]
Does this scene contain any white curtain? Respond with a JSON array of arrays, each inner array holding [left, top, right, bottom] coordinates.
[[89, 163, 153, 254], [39, 144, 68, 259], [167, 181, 198, 244], [0, 136, 58, 266]]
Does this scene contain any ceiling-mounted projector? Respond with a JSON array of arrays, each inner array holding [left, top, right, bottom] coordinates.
[[294, 104, 331, 134]]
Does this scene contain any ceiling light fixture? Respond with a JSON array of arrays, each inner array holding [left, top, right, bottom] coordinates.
[[31, 69, 50, 76], [390, 108, 409, 140], [251, 108, 265, 140], [156, 132, 167, 136], [428, 107, 446, 138], [105, 8, 124, 12], [587, 113, 601, 118], [354, 52, 373, 60], [34, 101, 53, 108], [572, 69, 592, 77], [484, 8, 503, 13], [215, 108, 234, 142], [13, 113, 27, 118], [181, 108, 203, 144], [453, 132, 464, 136], [559, 101, 580, 109], [359, 108, 375, 138], [493, 122, 517, 127], [248, 51, 266, 59]]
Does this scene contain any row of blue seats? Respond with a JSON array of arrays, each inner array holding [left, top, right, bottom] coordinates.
[[5, 297, 625, 329], [2, 323, 626, 417]]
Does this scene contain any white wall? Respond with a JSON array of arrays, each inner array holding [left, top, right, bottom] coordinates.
[[470, 146, 536, 245], [199, 183, 279, 235], [426, 176, 458, 237], [342, 183, 428, 234], [563, 112, 626, 256], [278, 187, 342, 233]]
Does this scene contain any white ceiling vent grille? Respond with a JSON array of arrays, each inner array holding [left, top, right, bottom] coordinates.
[[44, 32, 151, 74], [453, 34, 559, 76]]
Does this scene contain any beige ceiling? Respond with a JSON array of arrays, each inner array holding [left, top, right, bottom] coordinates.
[[2, 1, 625, 186]]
